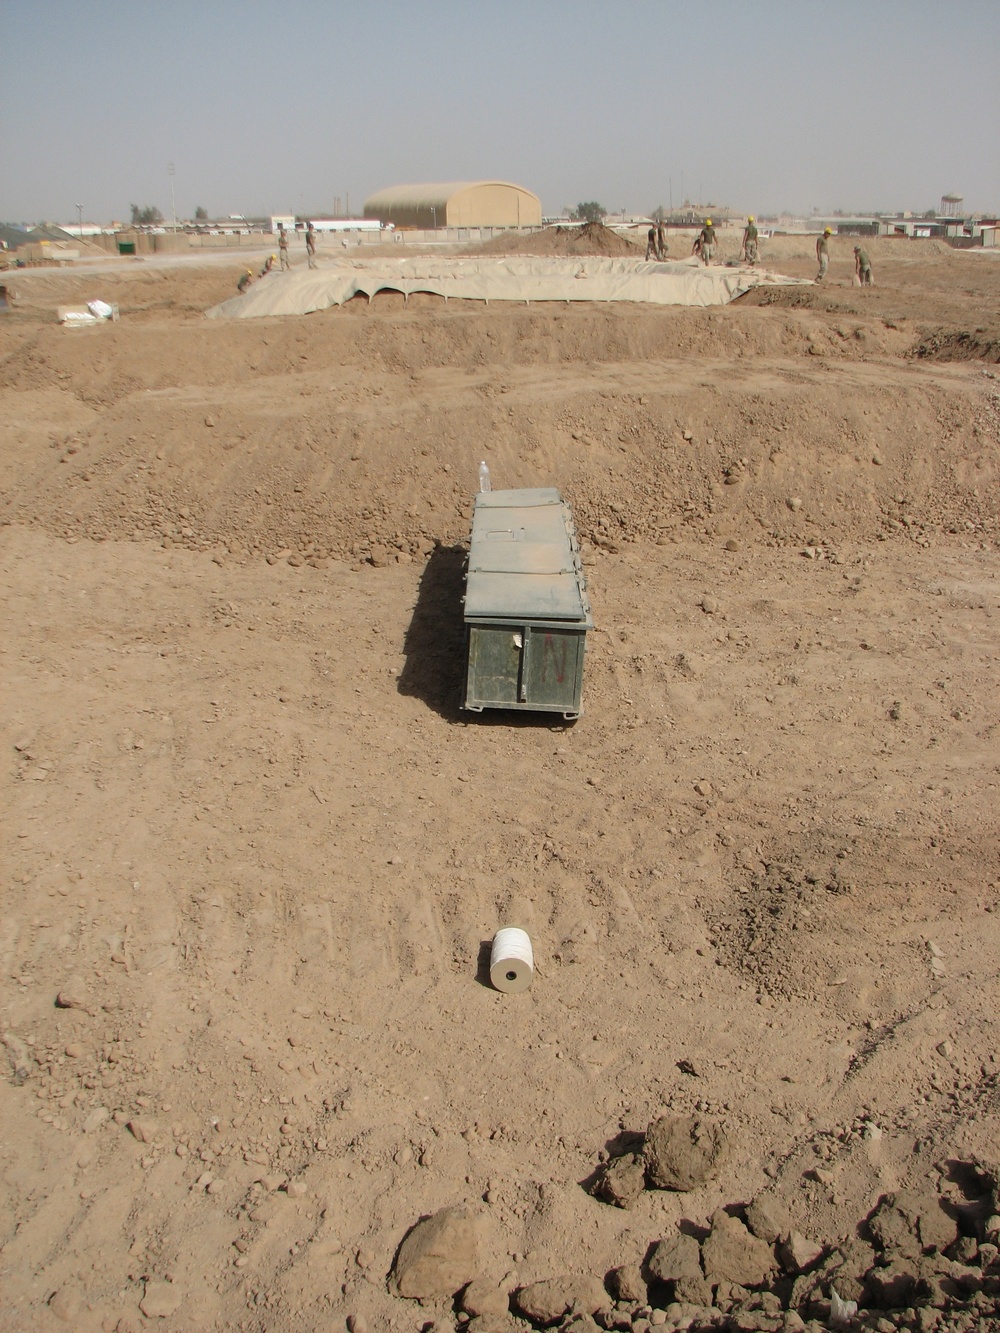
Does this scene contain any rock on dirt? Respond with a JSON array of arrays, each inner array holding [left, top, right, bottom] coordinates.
[[512, 1274, 608, 1325], [746, 1199, 794, 1247], [391, 1203, 482, 1299], [47, 1286, 83, 1321], [55, 977, 90, 1011], [139, 1279, 181, 1318], [647, 1232, 702, 1286], [865, 1258, 917, 1310], [606, 1262, 646, 1304], [777, 1230, 824, 1274], [866, 1193, 924, 1262], [644, 1114, 727, 1190], [127, 1118, 157, 1144], [590, 1151, 645, 1207], [745, 1195, 791, 1245], [888, 1188, 958, 1254], [701, 1210, 776, 1288], [82, 1106, 109, 1133], [460, 1278, 511, 1317], [789, 1237, 875, 1308]]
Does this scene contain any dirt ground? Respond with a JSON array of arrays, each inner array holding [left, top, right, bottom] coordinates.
[[1, 236, 999, 1333]]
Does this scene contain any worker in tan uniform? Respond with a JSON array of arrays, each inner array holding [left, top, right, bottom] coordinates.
[[742, 215, 759, 265], [278, 225, 290, 270], [816, 227, 832, 281], [693, 218, 716, 265], [854, 246, 873, 285], [306, 222, 317, 269]]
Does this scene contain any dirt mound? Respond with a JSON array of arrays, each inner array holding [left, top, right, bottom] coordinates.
[[915, 328, 1000, 364], [471, 220, 640, 258], [2, 294, 997, 565]]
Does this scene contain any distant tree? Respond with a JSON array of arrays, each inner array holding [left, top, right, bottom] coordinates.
[[194, 205, 208, 221], [571, 202, 606, 224], [130, 203, 164, 227], [923, 208, 937, 219], [651, 205, 667, 223]]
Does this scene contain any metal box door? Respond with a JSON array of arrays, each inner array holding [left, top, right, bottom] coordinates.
[[466, 626, 523, 707], [522, 626, 584, 713]]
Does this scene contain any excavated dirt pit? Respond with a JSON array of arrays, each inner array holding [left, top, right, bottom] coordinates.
[[1, 242, 999, 1333]]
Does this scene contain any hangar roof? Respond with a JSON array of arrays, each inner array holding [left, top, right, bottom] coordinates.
[[364, 181, 537, 211]]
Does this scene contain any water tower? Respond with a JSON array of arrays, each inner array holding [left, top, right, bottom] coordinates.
[[940, 194, 963, 218]]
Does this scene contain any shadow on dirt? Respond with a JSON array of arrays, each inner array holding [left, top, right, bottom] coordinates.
[[397, 544, 468, 719], [475, 940, 494, 989]]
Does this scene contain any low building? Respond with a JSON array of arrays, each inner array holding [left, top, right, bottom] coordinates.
[[302, 218, 386, 234], [834, 221, 880, 238], [363, 181, 541, 230]]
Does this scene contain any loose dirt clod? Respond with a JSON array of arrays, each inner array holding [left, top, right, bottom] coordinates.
[[701, 1209, 776, 1287], [391, 1204, 482, 1299], [590, 1151, 645, 1208], [139, 1279, 181, 1318], [512, 1274, 607, 1324], [644, 1115, 727, 1191], [55, 977, 89, 1011]]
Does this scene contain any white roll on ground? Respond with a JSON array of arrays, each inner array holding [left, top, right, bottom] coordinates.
[[490, 927, 534, 994]]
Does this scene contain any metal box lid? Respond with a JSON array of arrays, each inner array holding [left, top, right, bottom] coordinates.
[[465, 488, 591, 624]]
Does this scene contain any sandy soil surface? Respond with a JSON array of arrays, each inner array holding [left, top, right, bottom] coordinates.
[[1, 238, 999, 1333]]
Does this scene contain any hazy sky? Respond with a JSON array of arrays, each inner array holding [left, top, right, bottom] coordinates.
[[3, 0, 998, 224]]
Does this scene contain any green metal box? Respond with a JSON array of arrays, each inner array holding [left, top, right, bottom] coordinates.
[[463, 488, 593, 720]]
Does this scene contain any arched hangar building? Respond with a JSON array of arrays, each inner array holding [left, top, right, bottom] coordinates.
[[363, 181, 541, 231]]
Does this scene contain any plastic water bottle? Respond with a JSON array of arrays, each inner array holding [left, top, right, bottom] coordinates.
[[478, 460, 491, 493]]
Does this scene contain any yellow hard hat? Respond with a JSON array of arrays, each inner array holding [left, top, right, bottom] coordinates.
[[271, 253, 277, 259], [748, 215, 755, 222], [705, 218, 712, 226], [824, 226, 832, 234]]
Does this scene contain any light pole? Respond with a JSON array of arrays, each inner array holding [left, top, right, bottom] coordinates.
[[430, 205, 436, 233], [76, 203, 83, 238], [168, 161, 176, 228]]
